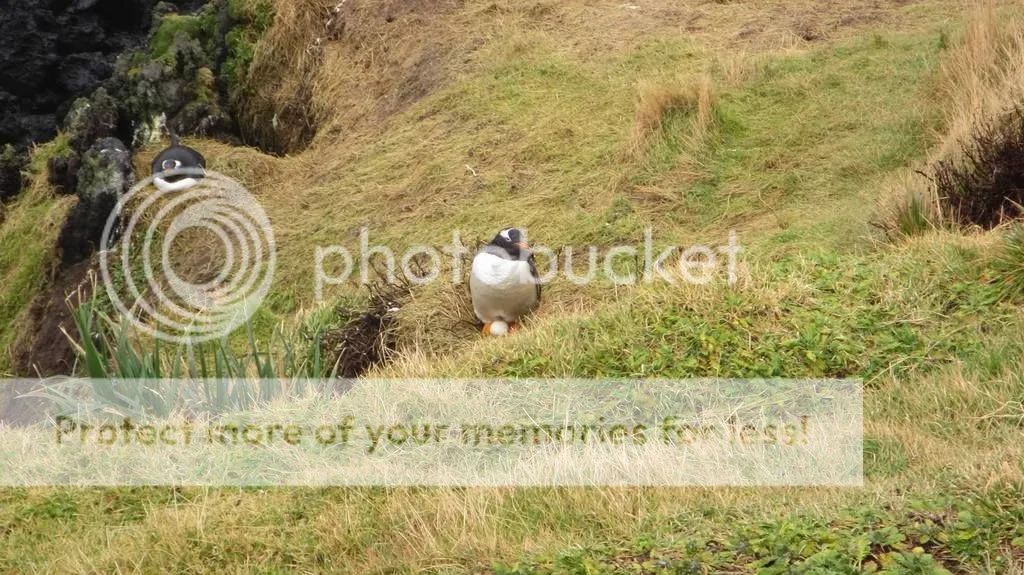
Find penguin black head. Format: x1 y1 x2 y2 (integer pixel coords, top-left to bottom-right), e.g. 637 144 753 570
151 135 206 192
488 227 532 260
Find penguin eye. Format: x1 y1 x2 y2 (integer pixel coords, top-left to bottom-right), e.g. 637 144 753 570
162 159 181 171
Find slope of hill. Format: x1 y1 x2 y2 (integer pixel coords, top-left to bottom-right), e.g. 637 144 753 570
0 0 1022 572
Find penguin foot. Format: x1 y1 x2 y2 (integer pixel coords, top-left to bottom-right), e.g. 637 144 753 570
481 322 492 336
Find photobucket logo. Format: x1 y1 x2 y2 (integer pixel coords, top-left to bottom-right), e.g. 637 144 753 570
314 228 741 301
99 169 276 343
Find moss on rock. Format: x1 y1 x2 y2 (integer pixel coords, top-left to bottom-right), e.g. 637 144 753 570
62 88 119 154
107 0 282 145
221 0 276 111
149 4 220 63
57 137 134 265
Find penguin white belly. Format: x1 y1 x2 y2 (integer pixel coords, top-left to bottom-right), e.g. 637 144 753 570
470 253 538 323
154 176 200 192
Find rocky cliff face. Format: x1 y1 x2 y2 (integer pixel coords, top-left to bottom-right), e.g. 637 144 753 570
0 0 154 148
0 0 241 200
1 0 285 378
1 0 273 265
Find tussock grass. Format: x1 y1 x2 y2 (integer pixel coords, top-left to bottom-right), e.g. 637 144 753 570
874 170 944 240
2 1 1024 572
233 0 333 153
935 4 1024 163
990 223 1024 300
877 4 1024 237
627 75 721 203
309 0 468 147
629 75 717 159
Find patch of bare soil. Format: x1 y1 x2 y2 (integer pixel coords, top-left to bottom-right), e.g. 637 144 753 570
321 268 409 378
11 260 92 378
0 260 92 425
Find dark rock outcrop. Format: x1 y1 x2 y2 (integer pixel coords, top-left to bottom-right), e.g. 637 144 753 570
2 0 287 202
47 87 121 194
2 0 281 379
0 0 156 148
57 137 134 266
64 88 121 154
4 0 263 273
108 2 237 146
0 145 28 202
0 0 234 199
0 0 148 199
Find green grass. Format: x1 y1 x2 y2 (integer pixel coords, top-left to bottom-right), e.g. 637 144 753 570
671 33 942 245
441 235 1019 381
254 24 951 317
990 224 1024 301
221 0 276 105
0 139 75 374
1 2 1023 573
494 486 1024 574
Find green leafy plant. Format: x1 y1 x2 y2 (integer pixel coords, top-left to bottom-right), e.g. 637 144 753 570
37 285 337 418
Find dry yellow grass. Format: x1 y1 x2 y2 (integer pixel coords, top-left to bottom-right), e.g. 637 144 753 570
235 0 335 153
936 3 1024 161
875 3 1024 237
2 2 1024 572
628 74 717 161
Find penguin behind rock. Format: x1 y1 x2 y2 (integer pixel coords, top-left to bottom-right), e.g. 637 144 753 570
469 227 541 336
151 134 206 192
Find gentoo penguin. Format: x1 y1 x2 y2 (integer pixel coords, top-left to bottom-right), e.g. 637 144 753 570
151 134 206 192
469 228 541 336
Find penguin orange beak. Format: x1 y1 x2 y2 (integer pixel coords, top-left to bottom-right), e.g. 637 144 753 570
515 241 531 251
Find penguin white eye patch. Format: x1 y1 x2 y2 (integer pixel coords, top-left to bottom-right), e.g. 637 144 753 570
161 159 183 171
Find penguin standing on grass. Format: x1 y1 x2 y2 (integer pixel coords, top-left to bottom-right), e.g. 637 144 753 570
151 134 206 192
470 228 541 336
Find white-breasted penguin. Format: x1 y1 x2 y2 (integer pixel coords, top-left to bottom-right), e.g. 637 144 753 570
469 228 541 336
151 134 206 192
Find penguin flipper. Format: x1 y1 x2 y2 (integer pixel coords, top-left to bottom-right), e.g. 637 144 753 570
528 255 542 306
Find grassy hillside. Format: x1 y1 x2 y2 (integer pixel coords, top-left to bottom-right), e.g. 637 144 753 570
0 138 76 374
1 0 1023 572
